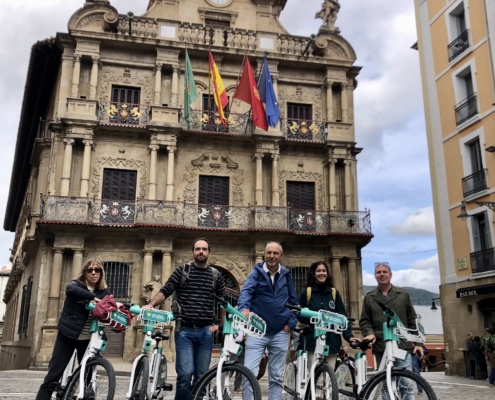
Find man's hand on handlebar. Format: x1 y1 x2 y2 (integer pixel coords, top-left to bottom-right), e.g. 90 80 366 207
363 334 376 345
142 304 154 310
241 309 250 318
349 337 361 343
414 345 424 358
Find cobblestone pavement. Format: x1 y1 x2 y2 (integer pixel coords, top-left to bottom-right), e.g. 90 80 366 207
0 369 493 399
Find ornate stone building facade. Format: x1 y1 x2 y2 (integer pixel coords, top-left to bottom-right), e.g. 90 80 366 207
1 0 371 369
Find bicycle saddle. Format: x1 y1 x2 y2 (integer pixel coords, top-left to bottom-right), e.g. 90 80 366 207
151 332 170 341
294 324 312 335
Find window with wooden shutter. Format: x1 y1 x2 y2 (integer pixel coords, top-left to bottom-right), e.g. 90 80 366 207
198 176 229 227
111 86 141 105
102 169 137 201
287 103 312 120
287 181 316 232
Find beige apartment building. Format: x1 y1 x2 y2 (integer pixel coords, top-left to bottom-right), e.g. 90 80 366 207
415 0 495 376
1 0 372 370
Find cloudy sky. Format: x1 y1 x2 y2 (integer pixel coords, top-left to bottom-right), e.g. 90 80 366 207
0 0 439 292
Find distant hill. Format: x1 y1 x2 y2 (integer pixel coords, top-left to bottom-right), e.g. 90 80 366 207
363 285 439 306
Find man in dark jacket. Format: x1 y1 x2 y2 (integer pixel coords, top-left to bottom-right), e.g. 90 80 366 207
360 262 424 373
237 241 299 399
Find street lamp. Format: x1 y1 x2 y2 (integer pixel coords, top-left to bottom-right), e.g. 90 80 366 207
457 202 469 221
457 201 495 221
431 297 440 312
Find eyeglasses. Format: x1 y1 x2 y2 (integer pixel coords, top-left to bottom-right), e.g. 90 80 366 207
374 262 390 267
85 268 102 274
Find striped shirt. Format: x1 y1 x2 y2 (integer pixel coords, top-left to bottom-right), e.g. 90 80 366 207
78 285 94 340
160 264 226 324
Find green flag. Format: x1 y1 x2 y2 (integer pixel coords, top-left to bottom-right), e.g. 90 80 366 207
184 49 198 127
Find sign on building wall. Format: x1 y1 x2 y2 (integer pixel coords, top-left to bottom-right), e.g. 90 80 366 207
457 257 468 271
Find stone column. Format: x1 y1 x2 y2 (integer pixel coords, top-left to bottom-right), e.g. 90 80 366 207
58 53 74 118
352 160 358 210
72 250 83 279
272 75 279 99
60 139 75 196
148 145 159 200
154 63 163 106
161 251 172 284
341 83 348 122
254 153 264 205
165 146 177 201
326 80 333 121
143 251 153 290
344 160 352 211
271 154 280 206
71 55 81 98
89 56 100 100
329 160 337 210
348 258 359 319
80 140 93 197
171 64 179 107
332 258 343 293
47 249 64 322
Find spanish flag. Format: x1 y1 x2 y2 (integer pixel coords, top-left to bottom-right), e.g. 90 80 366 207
209 51 229 126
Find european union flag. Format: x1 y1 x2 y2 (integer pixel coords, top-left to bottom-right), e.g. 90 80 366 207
258 55 280 128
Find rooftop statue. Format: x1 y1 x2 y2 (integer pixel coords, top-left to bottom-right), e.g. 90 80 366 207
315 0 341 32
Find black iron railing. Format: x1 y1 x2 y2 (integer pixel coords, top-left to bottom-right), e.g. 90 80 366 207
462 169 487 197
281 118 325 140
470 248 495 274
98 102 150 125
455 93 478 126
180 109 252 135
448 30 470 61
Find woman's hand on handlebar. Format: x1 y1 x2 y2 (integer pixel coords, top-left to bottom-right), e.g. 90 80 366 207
91 297 101 304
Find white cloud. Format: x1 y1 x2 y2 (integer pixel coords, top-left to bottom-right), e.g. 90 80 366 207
411 254 438 270
388 206 436 236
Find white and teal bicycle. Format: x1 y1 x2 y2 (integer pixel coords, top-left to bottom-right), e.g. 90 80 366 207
282 304 346 400
334 301 436 400
125 305 175 400
51 302 127 399
190 294 267 400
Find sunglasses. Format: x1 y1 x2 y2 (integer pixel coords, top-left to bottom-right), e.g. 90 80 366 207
85 268 102 274
374 262 390 267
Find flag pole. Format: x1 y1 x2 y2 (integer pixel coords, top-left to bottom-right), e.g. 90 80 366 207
184 40 189 129
207 45 212 126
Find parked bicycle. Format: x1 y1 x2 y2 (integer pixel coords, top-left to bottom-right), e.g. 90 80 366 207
50 302 126 400
125 305 175 400
334 301 437 399
282 304 349 400
190 294 267 400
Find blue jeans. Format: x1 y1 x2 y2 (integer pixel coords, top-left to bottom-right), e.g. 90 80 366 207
243 330 289 400
376 353 414 400
490 368 495 385
412 354 423 392
174 326 213 400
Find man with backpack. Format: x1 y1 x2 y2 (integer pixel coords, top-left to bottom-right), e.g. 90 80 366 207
144 238 226 400
483 327 495 387
237 241 299 400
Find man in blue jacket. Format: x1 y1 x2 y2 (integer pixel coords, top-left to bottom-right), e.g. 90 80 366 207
238 241 299 399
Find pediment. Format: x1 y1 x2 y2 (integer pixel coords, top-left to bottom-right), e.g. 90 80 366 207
68 3 119 33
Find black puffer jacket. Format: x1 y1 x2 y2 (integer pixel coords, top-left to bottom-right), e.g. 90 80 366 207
57 279 111 339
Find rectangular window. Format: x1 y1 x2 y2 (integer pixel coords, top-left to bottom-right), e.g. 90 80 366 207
447 2 470 61
472 212 491 252
21 277 33 334
205 18 230 27
102 169 137 201
18 285 27 334
468 139 483 174
111 86 141 105
289 266 308 296
454 68 478 126
462 138 487 196
104 262 133 302
198 176 229 227
287 181 316 232
287 103 312 120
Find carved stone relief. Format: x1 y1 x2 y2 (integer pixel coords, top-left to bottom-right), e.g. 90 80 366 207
182 154 245 205
279 170 325 210
278 86 322 120
99 69 153 103
91 157 147 198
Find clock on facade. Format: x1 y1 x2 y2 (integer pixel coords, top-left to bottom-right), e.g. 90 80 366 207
205 0 233 7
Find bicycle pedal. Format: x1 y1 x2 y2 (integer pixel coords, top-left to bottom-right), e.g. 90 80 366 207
162 383 173 391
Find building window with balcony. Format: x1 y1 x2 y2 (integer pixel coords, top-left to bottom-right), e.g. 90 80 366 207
462 138 487 197
470 212 494 274
100 169 137 224
201 94 231 133
17 276 33 335
286 103 315 139
101 86 145 125
454 66 478 126
287 181 316 231
447 2 470 61
197 175 230 227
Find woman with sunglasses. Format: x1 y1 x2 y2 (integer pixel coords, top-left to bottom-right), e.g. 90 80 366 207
298 260 359 368
36 258 111 400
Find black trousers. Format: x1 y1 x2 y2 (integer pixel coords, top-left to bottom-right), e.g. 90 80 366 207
35 332 90 400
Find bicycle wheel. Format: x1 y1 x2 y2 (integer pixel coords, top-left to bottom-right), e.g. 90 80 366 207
305 363 339 400
359 369 436 400
334 360 355 399
190 363 262 400
282 361 297 400
131 356 149 400
62 357 116 400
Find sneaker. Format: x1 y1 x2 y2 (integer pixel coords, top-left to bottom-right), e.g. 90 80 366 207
418 391 424 395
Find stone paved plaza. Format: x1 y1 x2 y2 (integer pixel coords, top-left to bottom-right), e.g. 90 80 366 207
0 369 493 399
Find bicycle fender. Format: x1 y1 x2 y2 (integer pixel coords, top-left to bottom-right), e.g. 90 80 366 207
190 361 240 396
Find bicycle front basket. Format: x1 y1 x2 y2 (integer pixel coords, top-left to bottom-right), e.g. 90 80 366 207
138 308 174 329
232 312 266 338
310 310 348 334
394 319 426 343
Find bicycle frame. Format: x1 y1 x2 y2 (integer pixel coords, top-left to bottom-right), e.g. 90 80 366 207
126 305 174 400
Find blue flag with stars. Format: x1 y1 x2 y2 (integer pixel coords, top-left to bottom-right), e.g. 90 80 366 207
258 55 280 128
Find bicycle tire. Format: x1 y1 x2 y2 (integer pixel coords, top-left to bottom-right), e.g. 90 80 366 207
359 369 436 400
190 362 262 400
334 360 356 399
131 356 149 400
305 363 339 400
62 357 116 400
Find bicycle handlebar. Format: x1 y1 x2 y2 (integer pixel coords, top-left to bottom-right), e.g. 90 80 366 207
377 301 395 317
212 293 227 306
285 303 302 312
350 338 372 350
211 294 248 322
